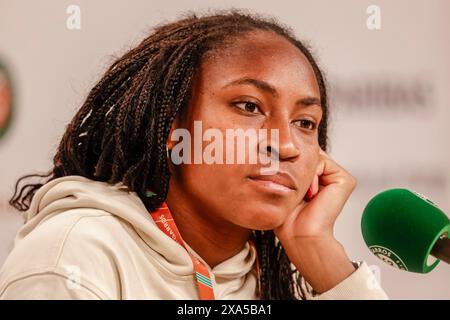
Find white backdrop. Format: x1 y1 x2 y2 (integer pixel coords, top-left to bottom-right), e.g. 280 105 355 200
1 0 449 299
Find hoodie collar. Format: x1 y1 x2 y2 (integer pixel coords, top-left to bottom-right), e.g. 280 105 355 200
19 175 256 280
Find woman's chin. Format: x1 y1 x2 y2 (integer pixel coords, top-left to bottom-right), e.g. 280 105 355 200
238 206 290 231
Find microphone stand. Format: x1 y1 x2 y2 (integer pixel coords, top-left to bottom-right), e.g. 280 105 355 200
431 233 450 265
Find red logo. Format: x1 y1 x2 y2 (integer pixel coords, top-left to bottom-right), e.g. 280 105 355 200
0 62 13 139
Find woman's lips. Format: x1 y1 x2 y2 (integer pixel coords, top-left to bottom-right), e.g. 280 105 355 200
247 172 297 193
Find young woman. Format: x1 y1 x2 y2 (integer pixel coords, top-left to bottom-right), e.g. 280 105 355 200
0 11 387 300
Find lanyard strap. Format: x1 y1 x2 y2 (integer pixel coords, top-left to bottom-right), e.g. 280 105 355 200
150 202 215 300
150 201 260 300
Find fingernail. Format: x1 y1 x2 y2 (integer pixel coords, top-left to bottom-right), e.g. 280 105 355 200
306 187 313 201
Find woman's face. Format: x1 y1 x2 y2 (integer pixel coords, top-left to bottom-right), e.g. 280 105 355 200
167 30 322 230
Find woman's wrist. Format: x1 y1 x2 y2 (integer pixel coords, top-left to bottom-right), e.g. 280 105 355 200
287 236 356 294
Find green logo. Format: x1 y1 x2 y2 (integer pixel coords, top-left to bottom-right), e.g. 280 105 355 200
0 61 13 140
369 245 408 271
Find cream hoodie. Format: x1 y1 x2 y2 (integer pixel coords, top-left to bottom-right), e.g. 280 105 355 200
0 176 388 300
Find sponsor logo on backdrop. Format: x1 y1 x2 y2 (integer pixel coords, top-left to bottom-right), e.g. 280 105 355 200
0 61 13 140
330 75 433 114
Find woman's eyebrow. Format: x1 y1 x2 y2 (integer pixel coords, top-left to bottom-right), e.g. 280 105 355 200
221 77 321 107
222 77 278 96
298 97 321 107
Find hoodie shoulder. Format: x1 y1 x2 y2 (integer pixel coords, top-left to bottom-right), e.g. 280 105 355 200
0 208 130 299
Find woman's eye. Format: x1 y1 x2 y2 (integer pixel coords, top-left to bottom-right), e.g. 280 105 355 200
293 119 317 131
232 101 261 114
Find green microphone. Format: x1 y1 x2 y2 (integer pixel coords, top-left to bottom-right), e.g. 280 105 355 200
361 188 450 273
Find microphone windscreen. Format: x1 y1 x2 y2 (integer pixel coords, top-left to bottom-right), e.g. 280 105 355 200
361 188 450 273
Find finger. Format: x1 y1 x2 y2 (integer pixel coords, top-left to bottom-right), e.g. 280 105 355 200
315 155 326 177
317 155 346 186
311 174 319 196
317 154 356 194
319 147 329 157
305 174 320 202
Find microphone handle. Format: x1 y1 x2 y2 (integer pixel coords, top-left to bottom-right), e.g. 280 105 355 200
431 234 450 265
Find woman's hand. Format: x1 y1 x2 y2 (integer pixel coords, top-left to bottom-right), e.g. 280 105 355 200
273 148 358 294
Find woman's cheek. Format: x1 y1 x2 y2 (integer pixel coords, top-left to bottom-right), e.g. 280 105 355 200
295 154 319 191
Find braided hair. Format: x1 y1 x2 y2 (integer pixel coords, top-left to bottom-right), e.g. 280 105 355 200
10 9 329 300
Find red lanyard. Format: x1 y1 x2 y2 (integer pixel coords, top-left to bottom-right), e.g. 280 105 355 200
150 202 215 299
150 201 260 300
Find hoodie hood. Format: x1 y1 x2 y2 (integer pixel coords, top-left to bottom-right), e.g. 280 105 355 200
17 175 256 280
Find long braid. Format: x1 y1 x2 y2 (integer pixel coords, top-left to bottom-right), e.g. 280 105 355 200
10 10 329 300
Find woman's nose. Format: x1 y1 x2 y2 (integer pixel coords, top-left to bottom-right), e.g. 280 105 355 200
260 119 300 161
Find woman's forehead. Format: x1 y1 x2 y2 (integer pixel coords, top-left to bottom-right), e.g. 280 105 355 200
198 33 320 96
